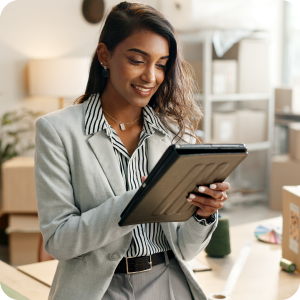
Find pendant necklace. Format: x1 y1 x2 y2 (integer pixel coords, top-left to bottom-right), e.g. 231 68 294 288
102 109 141 131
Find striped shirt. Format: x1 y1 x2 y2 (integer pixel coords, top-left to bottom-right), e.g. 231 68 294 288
85 94 216 257
85 94 171 257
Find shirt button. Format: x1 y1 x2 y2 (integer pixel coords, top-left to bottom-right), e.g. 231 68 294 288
110 253 120 261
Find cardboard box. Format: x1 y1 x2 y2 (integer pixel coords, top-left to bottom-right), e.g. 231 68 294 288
235 110 267 143
269 156 300 211
1 157 37 213
188 60 237 94
275 87 300 113
238 39 269 93
289 123 300 161
282 186 300 270
212 110 267 144
213 39 269 93
212 60 237 94
213 43 239 60
7 214 40 265
212 112 237 143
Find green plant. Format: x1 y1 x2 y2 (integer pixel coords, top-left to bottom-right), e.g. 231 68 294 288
0 108 42 165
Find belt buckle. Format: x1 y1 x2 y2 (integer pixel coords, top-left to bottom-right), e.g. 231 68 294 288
125 255 152 274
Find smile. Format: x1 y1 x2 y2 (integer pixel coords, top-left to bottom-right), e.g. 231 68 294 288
132 85 153 92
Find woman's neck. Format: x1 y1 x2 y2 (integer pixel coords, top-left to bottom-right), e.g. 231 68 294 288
101 84 142 123
100 83 144 156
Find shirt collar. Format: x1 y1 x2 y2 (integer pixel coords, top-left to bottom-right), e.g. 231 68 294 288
84 93 169 137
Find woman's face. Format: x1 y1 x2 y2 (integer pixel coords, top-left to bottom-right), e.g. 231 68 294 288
100 30 169 108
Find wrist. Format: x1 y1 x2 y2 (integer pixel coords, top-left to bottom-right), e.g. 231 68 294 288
195 213 210 219
193 211 217 225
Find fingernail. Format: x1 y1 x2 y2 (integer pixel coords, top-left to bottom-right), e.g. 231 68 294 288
198 186 205 192
189 194 196 199
187 198 192 202
210 184 217 190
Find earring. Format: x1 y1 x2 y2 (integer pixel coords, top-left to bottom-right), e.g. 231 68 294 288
102 65 109 77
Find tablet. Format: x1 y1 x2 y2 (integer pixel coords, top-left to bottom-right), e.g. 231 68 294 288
119 144 248 226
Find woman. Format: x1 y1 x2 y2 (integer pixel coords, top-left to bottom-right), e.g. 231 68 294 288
35 2 229 300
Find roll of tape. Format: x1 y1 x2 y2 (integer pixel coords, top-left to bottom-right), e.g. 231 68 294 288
205 216 231 257
280 258 296 272
208 293 230 300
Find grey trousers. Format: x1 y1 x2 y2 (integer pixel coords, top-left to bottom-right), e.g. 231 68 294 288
102 253 194 300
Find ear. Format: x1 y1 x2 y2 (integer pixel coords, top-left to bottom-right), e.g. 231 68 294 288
97 43 110 68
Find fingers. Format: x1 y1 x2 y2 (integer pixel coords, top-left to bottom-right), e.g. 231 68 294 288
187 193 224 210
187 182 230 218
209 182 230 191
197 182 230 200
188 196 223 218
198 186 228 201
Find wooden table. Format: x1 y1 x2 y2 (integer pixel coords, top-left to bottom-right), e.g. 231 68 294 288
195 218 300 300
0 261 50 300
1 217 300 300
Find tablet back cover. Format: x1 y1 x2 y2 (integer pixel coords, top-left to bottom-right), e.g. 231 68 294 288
119 150 247 226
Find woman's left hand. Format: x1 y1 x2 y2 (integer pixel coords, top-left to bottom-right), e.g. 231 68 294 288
187 182 230 219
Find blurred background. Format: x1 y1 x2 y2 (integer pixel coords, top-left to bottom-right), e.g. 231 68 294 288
0 0 298 270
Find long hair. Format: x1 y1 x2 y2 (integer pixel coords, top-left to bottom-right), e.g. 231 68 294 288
75 1 202 142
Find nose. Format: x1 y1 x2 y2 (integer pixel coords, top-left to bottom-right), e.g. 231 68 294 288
140 64 156 84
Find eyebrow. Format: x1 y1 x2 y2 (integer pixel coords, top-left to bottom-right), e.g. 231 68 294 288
127 48 169 59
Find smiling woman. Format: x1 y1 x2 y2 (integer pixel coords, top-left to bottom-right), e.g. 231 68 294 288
98 30 169 117
75 1 201 143
34 2 228 300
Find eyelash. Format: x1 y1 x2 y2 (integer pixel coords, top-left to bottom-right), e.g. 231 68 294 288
130 59 166 70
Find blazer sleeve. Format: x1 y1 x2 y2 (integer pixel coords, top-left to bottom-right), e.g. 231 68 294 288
176 217 218 261
35 116 136 261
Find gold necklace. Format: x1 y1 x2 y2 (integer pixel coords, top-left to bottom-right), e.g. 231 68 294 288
102 109 141 131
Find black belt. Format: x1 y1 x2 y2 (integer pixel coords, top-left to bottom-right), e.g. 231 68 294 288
115 250 175 274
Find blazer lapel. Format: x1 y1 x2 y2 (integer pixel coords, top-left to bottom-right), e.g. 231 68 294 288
87 131 126 196
147 131 171 173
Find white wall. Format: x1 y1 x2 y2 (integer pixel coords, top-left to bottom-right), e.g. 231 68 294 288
0 0 159 116
0 0 282 117
270 0 284 87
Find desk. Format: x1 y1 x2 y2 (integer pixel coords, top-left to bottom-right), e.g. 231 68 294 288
1 218 299 300
195 218 300 300
0 261 50 300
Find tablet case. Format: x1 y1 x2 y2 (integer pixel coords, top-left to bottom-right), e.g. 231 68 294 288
119 144 247 226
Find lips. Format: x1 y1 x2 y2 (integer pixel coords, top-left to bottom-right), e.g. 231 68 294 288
131 84 154 96
133 85 151 92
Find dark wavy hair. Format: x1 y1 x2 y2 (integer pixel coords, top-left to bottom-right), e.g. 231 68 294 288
75 1 202 142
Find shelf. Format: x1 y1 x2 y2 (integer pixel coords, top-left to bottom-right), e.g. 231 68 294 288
245 141 270 151
179 30 270 44
195 93 269 102
181 29 272 204
275 111 300 121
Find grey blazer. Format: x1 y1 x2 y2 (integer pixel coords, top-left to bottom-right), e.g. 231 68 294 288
34 101 217 300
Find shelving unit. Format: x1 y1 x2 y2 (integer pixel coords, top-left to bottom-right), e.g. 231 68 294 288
180 30 274 203
273 112 300 156
195 93 269 102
